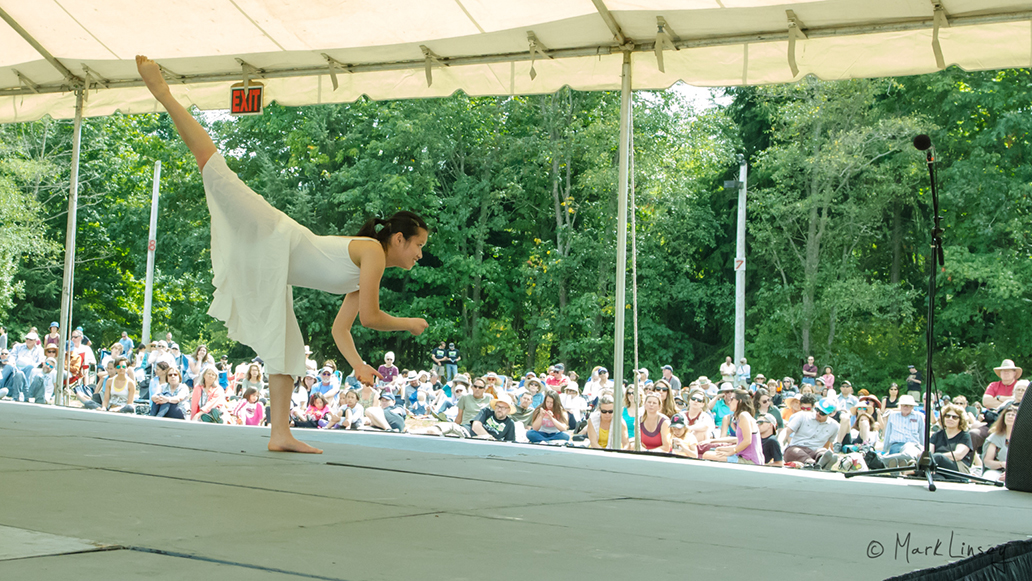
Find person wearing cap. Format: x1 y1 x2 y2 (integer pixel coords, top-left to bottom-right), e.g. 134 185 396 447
545 363 568 390
583 367 612 403
445 342 461 382
311 366 341 406
470 392 516 442
881 394 925 456
524 377 545 409
44 322 61 349
904 363 923 400
983 359 1022 410
755 412 783 466
668 413 699 458
781 397 840 465
660 365 681 392
402 370 422 406
363 391 407 431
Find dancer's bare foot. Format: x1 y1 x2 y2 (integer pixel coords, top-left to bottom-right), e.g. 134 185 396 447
136 55 171 100
268 434 323 454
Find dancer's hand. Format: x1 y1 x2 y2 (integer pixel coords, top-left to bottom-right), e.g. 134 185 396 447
355 363 383 386
408 317 428 336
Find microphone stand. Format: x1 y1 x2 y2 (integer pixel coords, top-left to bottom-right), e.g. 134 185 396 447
845 144 1002 489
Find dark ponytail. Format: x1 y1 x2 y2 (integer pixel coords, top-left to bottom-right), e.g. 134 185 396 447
355 211 428 249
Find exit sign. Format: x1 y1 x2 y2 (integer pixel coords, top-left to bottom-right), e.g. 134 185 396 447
230 83 264 116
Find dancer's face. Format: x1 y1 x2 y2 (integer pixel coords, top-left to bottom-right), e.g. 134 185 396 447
391 228 428 270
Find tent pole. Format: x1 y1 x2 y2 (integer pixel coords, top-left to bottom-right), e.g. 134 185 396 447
141 161 162 348
733 155 748 372
54 88 84 406
610 51 632 449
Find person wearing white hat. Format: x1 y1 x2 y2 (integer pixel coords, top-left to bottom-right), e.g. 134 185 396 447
470 392 516 442
983 359 1023 410
882 394 925 458
10 331 44 379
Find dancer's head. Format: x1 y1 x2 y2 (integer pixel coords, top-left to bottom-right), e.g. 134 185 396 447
356 211 428 270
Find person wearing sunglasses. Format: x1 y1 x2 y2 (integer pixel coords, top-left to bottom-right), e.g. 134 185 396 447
150 367 188 420
929 403 974 476
585 393 626 450
682 389 716 444
102 356 137 413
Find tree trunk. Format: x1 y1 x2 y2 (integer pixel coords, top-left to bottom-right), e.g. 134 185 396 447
891 200 902 285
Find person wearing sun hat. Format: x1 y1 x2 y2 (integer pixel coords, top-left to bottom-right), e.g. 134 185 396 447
983 359 1022 410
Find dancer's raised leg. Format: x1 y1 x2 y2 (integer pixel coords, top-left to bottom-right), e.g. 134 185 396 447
268 374 322 454
136 55 217 172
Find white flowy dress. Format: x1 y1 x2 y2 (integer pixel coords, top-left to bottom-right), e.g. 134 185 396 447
202 153 361 378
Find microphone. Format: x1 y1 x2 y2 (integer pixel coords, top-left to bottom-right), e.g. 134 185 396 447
913 134 932 151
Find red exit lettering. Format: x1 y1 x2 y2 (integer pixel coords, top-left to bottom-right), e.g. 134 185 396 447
230 85 264 115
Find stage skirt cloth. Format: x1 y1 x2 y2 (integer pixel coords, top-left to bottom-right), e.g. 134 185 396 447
202 153 361 378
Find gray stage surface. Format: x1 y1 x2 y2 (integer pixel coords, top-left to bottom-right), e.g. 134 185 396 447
2 401 1030 580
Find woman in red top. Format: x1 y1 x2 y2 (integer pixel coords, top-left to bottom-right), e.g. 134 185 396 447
639 393 671 452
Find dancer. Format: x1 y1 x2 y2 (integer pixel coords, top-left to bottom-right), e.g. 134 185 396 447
136 56 429 453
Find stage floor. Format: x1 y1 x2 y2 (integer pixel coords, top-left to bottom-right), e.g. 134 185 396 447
2 402 1030 580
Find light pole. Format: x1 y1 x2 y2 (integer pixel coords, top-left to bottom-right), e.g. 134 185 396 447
725 154 748 366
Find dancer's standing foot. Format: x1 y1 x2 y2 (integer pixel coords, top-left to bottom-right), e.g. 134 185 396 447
267 374 322 454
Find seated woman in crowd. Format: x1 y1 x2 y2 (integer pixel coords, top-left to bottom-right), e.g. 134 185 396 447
682 389 715 444
230 386 265 426
753 388 783 432
654 379 678 419
191 365 229 422
586 394 629 450
149 365 189 419
639 393 671 453
882 382 901 412
703 389 763 465
669 414 699 458
187 344 215 388
623 385 641 441
291 371 317 415
983 402 1016 481
102 356 137 414
239 363 266 399
527 390 570 443
929 403 974 475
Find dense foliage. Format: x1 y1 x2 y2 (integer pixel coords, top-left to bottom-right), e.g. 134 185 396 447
1 68 1029 400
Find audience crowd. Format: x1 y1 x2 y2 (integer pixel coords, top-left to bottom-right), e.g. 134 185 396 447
0 323 1022 483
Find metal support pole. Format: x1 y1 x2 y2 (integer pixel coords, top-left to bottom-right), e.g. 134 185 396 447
733 154 748 368
141 161 162 347
54 89 84 406
609 52 632 449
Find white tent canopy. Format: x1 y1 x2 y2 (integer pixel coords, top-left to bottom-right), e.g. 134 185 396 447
3 0 1032 123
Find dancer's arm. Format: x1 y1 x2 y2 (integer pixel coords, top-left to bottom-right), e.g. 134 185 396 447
332 292 383 386
352 241 425 334
136 56 217 172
